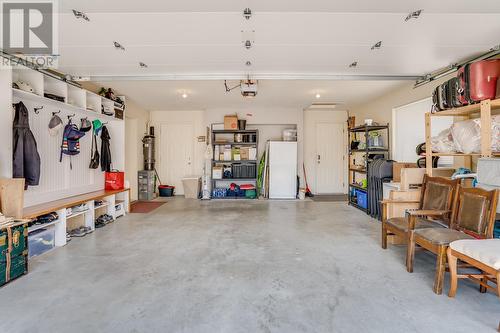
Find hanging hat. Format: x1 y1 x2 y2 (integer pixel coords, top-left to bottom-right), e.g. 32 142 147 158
80 117 92 132
92 119 103 135
48 114 63 136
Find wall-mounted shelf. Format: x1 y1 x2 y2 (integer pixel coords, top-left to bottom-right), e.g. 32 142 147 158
11 65 121 121
13 88 117 121
425 98 500 176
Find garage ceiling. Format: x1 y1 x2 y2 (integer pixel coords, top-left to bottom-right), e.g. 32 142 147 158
91 80 403 111
55 0 500 110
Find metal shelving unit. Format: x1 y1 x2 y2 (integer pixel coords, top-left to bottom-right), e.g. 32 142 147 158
348 124 390 213
211 126 259 199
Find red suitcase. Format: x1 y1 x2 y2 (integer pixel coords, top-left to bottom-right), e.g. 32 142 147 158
466 59 500 103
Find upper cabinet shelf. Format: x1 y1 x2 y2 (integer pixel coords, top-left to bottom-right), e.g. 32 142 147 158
11 65 122 121
430 98 500 117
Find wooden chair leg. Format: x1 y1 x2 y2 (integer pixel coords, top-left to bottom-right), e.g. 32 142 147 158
381 222 388 249
480 273 488 293
496 272 500 300
447 248 458 298
406 231 416 273
433 246 447 295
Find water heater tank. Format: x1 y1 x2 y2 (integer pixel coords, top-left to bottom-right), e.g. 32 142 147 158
143 127 155 170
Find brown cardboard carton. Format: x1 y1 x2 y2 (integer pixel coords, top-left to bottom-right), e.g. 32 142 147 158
240 147 250 160
224 115 238 130
392 163 417 183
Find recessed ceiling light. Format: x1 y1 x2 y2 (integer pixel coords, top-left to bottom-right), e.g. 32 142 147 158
182 93 188 99
315 93 321 99
349 61 358 68
371 41 382 50
405 10 423 21
139 62 148 68
246 61 252 66
113 41 125 51
72 9 89 21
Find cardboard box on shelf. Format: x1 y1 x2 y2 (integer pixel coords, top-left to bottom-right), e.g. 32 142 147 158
212 166 223 179
240 147 249 160
224 115 238 130
393 163 417 183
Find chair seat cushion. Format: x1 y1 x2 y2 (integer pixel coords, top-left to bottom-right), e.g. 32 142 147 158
386 217 445 232
450 239 500 270
414 228 474 245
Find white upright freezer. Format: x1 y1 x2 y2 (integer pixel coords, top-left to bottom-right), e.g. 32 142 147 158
268 141 298 199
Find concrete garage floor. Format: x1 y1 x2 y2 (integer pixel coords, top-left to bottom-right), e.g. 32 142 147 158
1 198 499 333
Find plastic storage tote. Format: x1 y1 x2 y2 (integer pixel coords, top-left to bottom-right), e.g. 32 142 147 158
158 185 175 197
28 228 55 258
356 189 368 209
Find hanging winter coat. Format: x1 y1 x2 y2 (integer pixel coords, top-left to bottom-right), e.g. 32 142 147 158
13 102 41 189
100 125 112 172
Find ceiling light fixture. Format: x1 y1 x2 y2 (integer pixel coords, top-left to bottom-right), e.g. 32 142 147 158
349 61 358 68
243 8 252 20
371 41 382 50
405 10 423 21
72 9 89 21
182 92 188 99
315 93 321 99
244 40 252 50
246 61 252 66
113 41 125 51
139 62 148 68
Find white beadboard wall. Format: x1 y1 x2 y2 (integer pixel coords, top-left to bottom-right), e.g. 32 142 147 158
0 66 125 208
12 97 112 207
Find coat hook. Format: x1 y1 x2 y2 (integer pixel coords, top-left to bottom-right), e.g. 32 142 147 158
67 113 75 120
33 106 44 114
52 110 61 116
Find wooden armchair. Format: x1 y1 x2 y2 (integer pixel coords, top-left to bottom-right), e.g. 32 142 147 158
410 186 499 294
381 175 460 258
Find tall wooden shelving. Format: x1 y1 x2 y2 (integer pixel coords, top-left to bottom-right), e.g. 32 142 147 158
425 98 500 176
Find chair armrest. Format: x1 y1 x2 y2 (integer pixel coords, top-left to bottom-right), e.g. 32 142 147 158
406 209 451 230
406 209 450 217
380 200 420 205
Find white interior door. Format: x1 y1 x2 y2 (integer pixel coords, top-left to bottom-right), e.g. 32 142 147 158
160 123 194 195
315 122 345 194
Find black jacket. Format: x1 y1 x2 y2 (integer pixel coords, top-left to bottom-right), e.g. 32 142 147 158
13 102 41 188
100 126 112 172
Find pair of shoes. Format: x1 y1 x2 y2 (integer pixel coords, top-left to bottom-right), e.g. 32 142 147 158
95 214 115 229
94 200 105 208
102 214 114 224
71 204 87 213
66 232 72 242
69 226 93 237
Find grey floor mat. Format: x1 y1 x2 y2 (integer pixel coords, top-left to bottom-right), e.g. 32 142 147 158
310 194 348 202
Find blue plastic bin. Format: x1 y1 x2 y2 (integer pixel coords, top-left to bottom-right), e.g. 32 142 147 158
494 220 500 239
356 189 368 209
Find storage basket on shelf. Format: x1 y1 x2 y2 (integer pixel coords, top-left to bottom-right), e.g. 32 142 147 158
356 189 368 209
